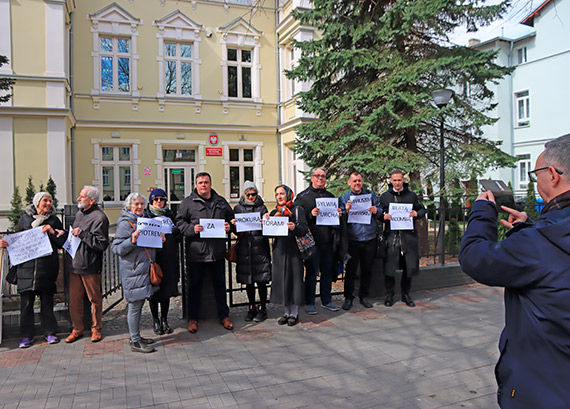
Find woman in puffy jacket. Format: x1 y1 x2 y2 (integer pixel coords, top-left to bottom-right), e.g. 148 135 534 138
231 181 271 322
112 192 164 354
0 192 66 348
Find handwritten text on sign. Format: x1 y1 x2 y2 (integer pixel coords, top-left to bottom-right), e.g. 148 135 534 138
235 212 262 233
347 194 372 224
388 203 413 230
199 219 226 238
262 217 289 236
136 218 163 248
315 198 339 226
154 216 173 234
4 227 53 266
63 230 81 259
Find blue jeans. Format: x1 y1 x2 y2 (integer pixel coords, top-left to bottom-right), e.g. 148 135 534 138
304 243 334 305
187 260 230 321
127 299 145 342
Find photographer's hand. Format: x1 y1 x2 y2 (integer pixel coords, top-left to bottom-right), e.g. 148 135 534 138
500 206 528 229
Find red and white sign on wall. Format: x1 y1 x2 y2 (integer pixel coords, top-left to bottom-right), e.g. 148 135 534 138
209 133 219 146
206 147 222 157
143 167 151 176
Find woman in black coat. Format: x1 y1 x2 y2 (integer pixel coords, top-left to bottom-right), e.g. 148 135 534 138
0 192 66 348
231 181 271 322
144 188 181 335
267 185 308 326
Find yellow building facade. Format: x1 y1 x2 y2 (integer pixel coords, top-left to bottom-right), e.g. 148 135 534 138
0 0 312 224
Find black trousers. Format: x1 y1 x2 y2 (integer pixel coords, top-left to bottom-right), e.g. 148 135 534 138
344 239 376 300
384 254 413 295
20 290 58 338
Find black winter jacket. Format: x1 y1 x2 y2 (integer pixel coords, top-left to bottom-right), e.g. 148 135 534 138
13 205 66 293
295 185 337 245
233 196 271 284
175 189 234 262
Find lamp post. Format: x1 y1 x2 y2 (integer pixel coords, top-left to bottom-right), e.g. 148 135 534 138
431 88 453 265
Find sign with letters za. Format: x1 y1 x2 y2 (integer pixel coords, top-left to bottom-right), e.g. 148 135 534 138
389 203 413 230
136 218 163 248
235 212 262 233
63 230 81 259
199 219 226 238
262 217 289 236
4 227 53 266
347 194 372 224
315 198 339 226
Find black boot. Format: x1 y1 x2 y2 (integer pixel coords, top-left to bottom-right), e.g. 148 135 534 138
161 317 173 334
153 319 164 335
253 305 267 322
245 305 256 322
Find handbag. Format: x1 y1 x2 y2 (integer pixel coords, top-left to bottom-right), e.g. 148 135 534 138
295 208 316 260
225 238 239 262
128 221 163 285
6 265 17 284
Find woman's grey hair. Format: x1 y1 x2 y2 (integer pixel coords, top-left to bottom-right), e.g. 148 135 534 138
123 192 147 210
544 134 570 175
82 185 100 202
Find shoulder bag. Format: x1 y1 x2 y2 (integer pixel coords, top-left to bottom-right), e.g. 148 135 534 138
294 207 316 260
128 221 163 285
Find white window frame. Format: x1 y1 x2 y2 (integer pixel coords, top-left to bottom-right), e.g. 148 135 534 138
164 42 194 96
516 153 532 190
99 36 132 94
154 11 203 105
91 139 141 206
89 4 140 97
226 48 253 99
219 17 263 104
221 141 264 200
516 46 527 65
515 90 530 127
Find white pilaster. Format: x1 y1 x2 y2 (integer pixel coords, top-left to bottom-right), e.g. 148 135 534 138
45 0 66 77
47 117 69 205
0 117 14 209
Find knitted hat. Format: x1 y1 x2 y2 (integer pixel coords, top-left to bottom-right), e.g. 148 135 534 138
33 192 51 208
242 181 258 194
149 188 168 202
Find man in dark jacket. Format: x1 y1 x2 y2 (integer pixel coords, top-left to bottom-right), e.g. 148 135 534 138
380 169 426 308
176 172 234 333
295 167 342 314
339 171 382 310
459 134 570 409
66 186 110 343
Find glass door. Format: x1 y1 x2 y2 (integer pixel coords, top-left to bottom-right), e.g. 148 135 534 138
164 166 195 206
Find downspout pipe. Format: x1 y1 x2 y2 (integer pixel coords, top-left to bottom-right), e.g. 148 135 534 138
507 40 515 186
275 0 283 184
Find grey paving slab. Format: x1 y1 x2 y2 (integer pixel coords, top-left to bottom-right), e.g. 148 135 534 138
0 283 505 408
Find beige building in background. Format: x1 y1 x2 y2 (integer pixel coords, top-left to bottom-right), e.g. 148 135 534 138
0 0 313 225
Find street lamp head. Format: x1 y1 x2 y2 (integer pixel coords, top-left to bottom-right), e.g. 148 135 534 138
432 88 454 109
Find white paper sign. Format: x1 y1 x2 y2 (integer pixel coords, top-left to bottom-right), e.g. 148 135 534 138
4 227 53 266
235 212 262 233
389 203 414 230
155 216 173 234
262 217 289 236
315 198 340 226
347 194 372 224
199 219 226 238
136 218 163 248
62 230 81 259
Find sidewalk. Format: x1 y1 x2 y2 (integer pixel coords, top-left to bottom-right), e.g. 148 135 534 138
0 283 503 409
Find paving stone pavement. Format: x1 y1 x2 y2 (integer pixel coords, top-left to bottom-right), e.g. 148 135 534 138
0 284 504 409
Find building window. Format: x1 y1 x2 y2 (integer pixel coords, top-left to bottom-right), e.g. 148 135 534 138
517 154 531 189
100 37 131 93
516 46 527 64
162 148 196 162
101 146 133 202
164 42 193 96
227 48 252 99
515 90 530 127
229 148 254 198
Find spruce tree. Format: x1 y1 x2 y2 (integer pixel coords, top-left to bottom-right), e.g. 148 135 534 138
525 181 538 221
46 175 59 209
25 176 35 206
0 56 14 103
287 0 516 192
9 187 23 230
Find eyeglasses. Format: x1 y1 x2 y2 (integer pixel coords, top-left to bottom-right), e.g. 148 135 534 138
153 197 167 202
313 174 326 179
245 193 257 198
528 166 564 183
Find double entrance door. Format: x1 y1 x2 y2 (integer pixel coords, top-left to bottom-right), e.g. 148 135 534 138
163 166 196 206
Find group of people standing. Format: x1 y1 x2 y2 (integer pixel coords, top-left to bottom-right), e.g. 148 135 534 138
2 168 426 353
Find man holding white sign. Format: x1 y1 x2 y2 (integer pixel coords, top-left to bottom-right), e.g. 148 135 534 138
296 167 343 314
176 172 234 333
380 169 426 308
339 171 382 310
